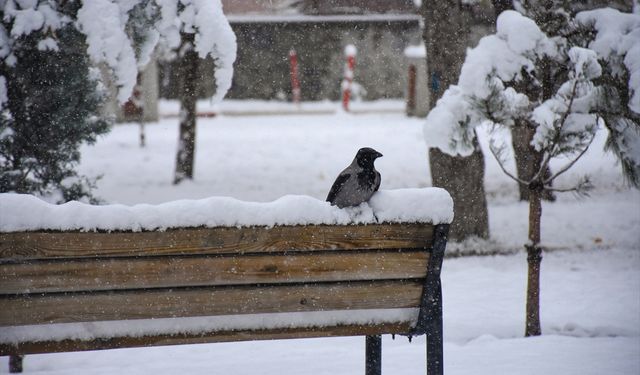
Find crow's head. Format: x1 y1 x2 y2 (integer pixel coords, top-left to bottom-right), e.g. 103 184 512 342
355 147 383 168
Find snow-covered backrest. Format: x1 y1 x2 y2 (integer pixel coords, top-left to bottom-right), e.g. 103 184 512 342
0 189 452 358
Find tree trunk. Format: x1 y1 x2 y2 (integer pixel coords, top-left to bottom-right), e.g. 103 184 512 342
173 32 199 185
422 0 490 241
525 149 544 337
429 142 489 240
512 123 556 201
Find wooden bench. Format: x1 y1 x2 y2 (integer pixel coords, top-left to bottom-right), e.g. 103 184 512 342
0 222 449 374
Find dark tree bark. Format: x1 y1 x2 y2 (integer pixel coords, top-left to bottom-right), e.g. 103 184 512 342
421 0 490 241
173 32 199 185
512 123 556 201
525 146 544 337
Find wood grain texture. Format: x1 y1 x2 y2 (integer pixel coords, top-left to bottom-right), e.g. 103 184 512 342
0 251 429 294
0 280 424 326
0 223 434 260
0 322 414 356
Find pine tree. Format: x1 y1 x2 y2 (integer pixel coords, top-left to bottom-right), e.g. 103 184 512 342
424 7 639 336
1 0 236 200
575 8 640 188
0 1 110 202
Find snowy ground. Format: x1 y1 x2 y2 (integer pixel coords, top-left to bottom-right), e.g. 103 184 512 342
2 100 639 374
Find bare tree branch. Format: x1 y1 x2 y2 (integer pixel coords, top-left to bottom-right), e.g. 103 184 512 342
544 175 593 196
489 140 529 185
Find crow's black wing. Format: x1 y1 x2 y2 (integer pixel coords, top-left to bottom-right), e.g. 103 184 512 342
373 171 381 192
326 173 351 204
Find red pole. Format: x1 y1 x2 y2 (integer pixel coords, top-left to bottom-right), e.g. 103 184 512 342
341 44 356 111
289 49 301 104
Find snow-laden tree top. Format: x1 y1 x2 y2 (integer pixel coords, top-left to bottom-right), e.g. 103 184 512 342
0 188 454 232
576 8 640 113
1 0 237 103
423 9 640 187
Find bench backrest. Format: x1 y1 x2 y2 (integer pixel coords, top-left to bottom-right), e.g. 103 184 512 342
0 222 447 355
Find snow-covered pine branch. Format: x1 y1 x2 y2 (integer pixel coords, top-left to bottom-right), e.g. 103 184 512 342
423 9 639 188
424 10 546 157
530 47 601 178
1 0 111 201
575 8 640 187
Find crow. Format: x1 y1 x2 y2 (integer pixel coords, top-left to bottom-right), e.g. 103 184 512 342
326 147 383 208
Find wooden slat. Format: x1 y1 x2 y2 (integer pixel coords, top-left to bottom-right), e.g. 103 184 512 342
0 280 423 326
0 322 414 356
0 251 429 294
0 223 434 260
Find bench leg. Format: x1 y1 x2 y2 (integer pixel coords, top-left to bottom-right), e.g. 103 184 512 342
9 355 24 373
365 335 381 375
426 279 443 375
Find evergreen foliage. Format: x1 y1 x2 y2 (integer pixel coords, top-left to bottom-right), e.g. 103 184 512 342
424 4 639 336
518 0 640 188
0 2 110 202
1 0 236 200
425 7 639 190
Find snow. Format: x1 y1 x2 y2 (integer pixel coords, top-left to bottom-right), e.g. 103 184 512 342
344 44 357 57
77 0 139 104
1 101 639 373
495 10 546 54
0 76 6 109
423 86 477 156
567 47 601 80
0 187 453 232
403 43 426 59
424 8 638 171
4 1 66 38
462 10 554 96
74 0 236 104
576 8 640 113
423 11 553 156
7 7 45 37
1 1 237 105
0 309 418 345
178 0 237 103
0 0 67 69
36 37 58 51
158 98 405 116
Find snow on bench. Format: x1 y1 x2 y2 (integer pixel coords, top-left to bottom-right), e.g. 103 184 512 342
0 188 453 232
0 188 452 375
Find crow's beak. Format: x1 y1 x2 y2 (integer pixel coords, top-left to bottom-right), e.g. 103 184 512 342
376 151 383 158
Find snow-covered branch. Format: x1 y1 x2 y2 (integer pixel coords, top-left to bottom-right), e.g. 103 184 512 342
1 0 236 104
424 10 549 156
423 8 638 191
